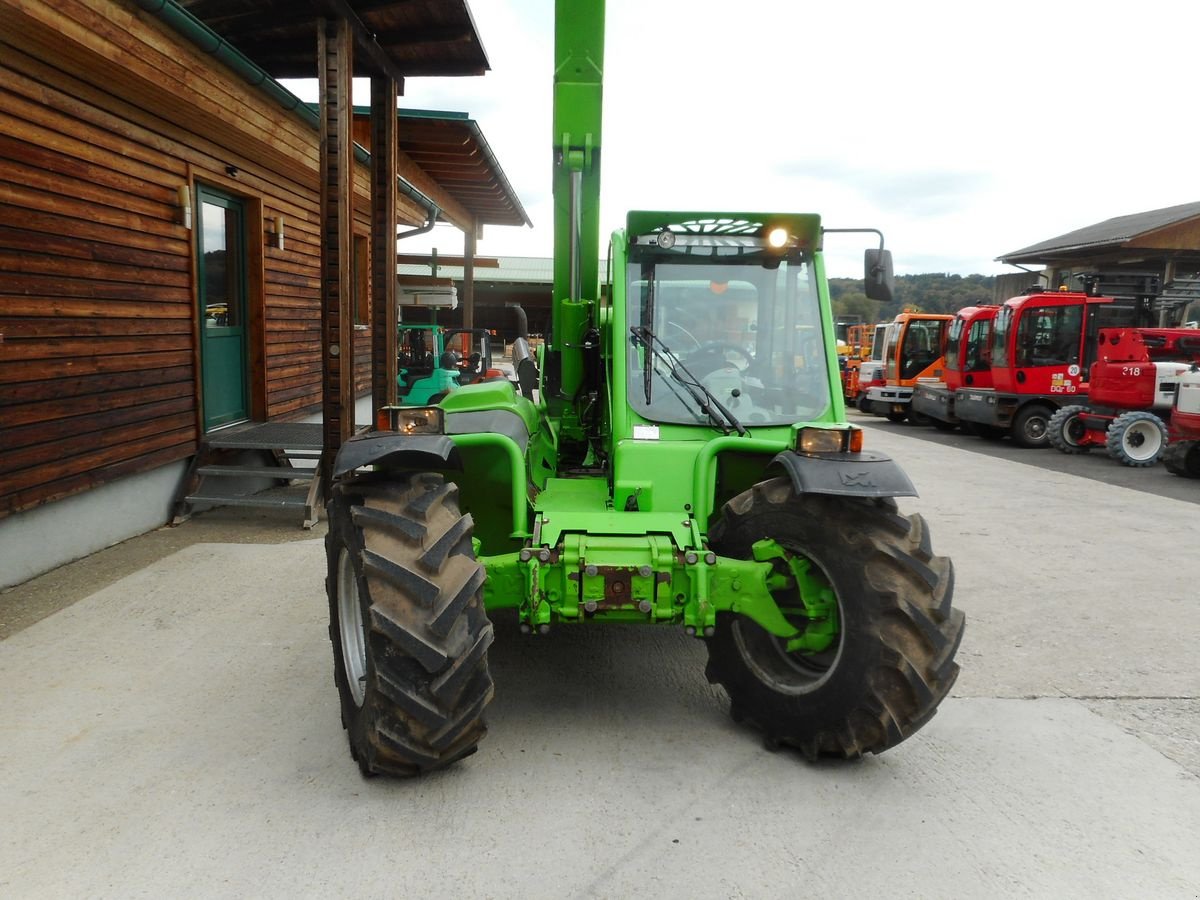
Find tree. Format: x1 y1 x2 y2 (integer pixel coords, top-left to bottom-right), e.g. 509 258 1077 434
833 292 879 323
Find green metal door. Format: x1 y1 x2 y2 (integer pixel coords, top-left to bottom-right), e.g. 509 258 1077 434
196 185 249 430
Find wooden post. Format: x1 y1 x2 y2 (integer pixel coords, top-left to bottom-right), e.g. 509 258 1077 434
463 223 477 334
319 17 354 492
370 74 399 411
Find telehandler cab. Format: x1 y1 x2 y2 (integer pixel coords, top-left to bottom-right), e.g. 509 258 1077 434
323 0 964 776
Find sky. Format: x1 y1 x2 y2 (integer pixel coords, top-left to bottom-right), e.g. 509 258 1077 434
283 0 1196 279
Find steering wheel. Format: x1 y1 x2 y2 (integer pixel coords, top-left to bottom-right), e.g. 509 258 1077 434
664 320 701 351
686 341 754 375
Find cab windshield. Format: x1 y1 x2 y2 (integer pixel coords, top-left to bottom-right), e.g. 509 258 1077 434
627 255 829 426
944 316 965 371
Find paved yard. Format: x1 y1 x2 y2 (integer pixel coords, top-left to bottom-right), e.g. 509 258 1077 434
2 421 1198 898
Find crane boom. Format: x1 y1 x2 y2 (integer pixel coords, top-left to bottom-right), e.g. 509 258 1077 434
548 0 604 409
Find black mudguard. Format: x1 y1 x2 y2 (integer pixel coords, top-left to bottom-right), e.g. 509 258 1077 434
769 449 917 499
332 433 462 480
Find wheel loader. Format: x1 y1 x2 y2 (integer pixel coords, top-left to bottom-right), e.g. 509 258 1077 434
324 0 964 776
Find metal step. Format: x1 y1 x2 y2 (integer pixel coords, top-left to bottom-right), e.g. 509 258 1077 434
184 493 309 510
171 420 326 529
204 422 324 451
195 465 316 480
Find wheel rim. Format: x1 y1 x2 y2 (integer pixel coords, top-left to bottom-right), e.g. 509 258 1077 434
730 553 843 696
1064 415 1087 447
1123 421 1163 460
1023 414 1048 442
337 547 368 707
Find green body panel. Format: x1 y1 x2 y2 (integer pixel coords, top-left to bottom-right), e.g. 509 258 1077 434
442 380 540 433
401 367 459 405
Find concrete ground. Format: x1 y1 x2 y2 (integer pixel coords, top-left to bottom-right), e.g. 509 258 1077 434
2 418 1199 898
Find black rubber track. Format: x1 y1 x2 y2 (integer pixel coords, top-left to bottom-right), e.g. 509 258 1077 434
326 473 494 776
705 478 964 761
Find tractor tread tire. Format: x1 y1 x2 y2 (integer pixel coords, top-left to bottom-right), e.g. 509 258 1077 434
326 473 493 777
1047 404 1092 454
1105 411 1168 467
705 479 963 761
1163 440 1200 478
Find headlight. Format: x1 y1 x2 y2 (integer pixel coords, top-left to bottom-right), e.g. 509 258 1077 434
376 406 444 434
767 227 789 249
796 426 863 454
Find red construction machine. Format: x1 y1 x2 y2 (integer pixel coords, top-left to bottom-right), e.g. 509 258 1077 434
954 290 1120 448
1046 328 1200 465
1164 361 1200 478
910 304 998 430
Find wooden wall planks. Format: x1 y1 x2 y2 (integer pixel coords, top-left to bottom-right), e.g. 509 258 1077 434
0 0 424 519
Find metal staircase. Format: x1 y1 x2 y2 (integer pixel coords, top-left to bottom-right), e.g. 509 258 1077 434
172 422 325 528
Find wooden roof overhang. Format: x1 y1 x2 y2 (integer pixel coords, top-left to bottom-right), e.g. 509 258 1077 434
352 108 531 230
175 0 489 83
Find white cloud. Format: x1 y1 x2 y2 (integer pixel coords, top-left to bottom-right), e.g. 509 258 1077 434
286 0 1199 279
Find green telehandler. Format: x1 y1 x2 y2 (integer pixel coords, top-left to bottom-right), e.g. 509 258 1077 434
324 1 964 776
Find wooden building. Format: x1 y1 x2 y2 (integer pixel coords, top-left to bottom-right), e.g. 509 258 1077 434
0 0 527 587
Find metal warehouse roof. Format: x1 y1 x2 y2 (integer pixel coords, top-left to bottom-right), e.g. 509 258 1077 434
999 201 1200 264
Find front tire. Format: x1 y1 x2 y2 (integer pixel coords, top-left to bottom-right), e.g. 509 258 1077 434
1047 404 1091 454
1106 411 1167 466
1012 404 1053 448
326 473 494 776
705 480 964 760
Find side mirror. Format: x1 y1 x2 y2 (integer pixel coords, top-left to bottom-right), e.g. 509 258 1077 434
864 249 894 303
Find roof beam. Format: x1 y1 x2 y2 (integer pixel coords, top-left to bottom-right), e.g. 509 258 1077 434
317 0 411 86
